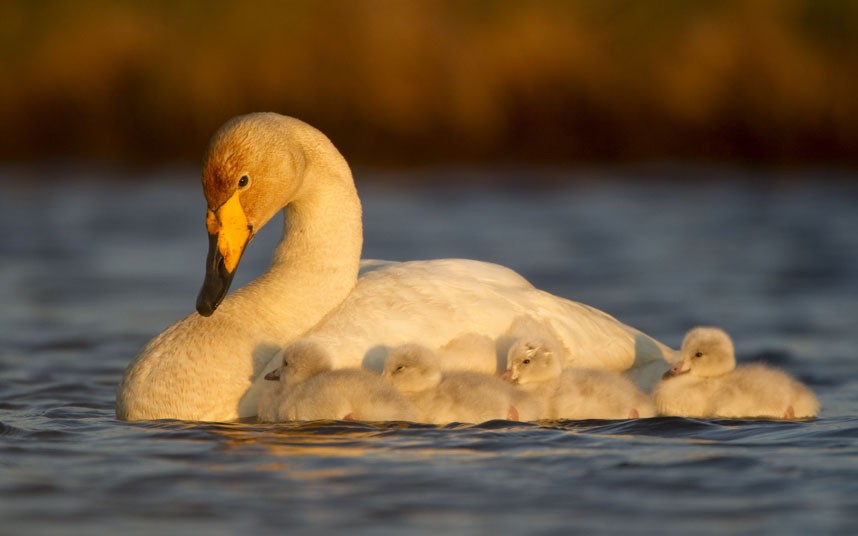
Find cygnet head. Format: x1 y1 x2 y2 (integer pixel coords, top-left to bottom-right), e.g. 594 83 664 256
382 344 442 393
665 327 736 379
264 339 333 386
504 337 562 385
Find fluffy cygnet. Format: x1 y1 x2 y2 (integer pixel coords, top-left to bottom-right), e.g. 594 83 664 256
257 339 417 422
654 327 819 419
382 343 536 424
436 332 498 375
505 335 655 420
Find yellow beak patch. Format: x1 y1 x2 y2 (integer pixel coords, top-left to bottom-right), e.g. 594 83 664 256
205 192 252 273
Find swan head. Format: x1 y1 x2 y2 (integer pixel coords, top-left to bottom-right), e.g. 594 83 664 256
504 337 562 385
196 113 314 316
664 326 736 379
264 339 333 386
382 344 442 393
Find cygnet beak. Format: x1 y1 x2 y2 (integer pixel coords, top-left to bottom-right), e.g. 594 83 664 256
501 370 515 383
264 368 281 381
662 361 690 380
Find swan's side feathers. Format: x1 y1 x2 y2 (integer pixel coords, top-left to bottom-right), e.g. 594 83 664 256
117 310 286 422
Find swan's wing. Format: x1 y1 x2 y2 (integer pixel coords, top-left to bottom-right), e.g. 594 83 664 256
293 259 674 386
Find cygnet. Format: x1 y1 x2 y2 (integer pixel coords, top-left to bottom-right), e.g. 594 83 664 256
436 332 498 375
505 335 655 420
654 327 819 419
257 339 417 422
382 343 536 424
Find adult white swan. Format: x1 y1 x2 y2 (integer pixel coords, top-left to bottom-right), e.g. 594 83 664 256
115 113 675 422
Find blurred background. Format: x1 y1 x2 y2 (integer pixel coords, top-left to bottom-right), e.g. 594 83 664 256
2 0 858 170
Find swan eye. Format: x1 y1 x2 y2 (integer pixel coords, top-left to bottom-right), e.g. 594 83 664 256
522 359 531 365
238 175 249 188
694 352 703 359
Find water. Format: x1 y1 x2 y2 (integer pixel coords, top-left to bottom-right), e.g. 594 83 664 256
2 167 858 535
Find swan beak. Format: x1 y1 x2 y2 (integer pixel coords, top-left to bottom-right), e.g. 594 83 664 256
196 192 253 316
264 368 281 381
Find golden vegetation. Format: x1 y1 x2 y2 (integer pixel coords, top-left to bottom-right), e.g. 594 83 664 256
1 0 857 166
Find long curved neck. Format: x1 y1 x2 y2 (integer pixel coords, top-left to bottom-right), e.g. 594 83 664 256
224 150 363 345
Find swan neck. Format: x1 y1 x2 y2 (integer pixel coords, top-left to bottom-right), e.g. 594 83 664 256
235 158 363 341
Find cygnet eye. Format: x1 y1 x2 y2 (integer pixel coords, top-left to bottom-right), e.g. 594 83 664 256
694 352 703 358
282 360 289 368
395 365 405 373
238 175 249 188
522 359 531 365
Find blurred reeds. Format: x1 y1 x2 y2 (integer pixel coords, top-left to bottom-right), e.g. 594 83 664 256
1 0 857 167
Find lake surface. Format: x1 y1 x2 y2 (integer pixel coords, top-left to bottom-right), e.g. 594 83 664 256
1 167 857 535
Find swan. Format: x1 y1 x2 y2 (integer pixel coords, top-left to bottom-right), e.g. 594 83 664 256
257 339 415 422
505 334 656 419
116 112 676 421
381 343 536 423
654 327 819 419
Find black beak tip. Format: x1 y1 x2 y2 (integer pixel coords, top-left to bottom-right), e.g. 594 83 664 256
196 241 236 317
196 295 217 317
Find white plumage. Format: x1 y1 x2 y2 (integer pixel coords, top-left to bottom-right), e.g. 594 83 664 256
116 112 676 422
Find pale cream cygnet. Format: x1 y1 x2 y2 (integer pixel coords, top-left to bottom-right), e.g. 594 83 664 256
257 340 417 422
505 335 656 420
436 332 498 375
654 327 819 419
382 343 536 424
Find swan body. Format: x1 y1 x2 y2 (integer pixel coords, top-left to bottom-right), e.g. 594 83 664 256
505 334 656 420
382 343 535 423
257 340 416 422
116 112 676 422
654 327 819 419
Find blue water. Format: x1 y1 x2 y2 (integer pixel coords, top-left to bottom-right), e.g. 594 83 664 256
2 168 857 535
